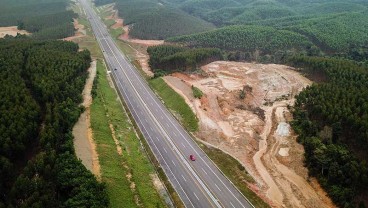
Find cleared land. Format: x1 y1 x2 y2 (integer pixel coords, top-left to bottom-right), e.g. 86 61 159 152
0 26 29 38
163 61 335 207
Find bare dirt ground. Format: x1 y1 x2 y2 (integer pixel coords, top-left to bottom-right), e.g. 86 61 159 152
163 61 335 208
0 26 29 38
99 5 335 207
63 18 86 41
73 60 101 178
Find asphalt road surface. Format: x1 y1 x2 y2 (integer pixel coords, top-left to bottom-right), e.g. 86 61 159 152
79 0 255 207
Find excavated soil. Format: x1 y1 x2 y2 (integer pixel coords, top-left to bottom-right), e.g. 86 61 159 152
0 26 29 38
163 61 335 207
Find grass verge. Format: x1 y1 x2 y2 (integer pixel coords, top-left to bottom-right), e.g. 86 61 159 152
90 61 166 207
149 77 199 132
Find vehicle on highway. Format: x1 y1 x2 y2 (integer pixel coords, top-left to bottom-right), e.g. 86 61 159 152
189 154 196 161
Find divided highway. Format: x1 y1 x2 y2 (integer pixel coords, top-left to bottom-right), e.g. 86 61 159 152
79 0 255 207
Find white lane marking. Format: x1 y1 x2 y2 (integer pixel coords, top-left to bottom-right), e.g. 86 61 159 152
181 175 187 182
160 115 164 119
144 118 148 123
202 168 208 175
182 143 186 148
193 192 200 201
173 132 177 136
163 147 167 153
172 160 177 167
119 48 250 207
214 183 221 192
156 137 159 142
230 202 236 208
87 11 197 207
150 126 153 131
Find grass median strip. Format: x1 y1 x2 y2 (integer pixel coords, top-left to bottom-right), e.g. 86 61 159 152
91 60 166 208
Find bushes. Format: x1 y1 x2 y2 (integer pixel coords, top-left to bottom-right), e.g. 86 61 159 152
192 86 203 99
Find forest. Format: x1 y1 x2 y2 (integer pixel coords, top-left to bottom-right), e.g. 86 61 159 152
0 0 76 40
113 0 214 39
147 45 223 74
288 56 368 207
167 25 315 62
0 38 108 207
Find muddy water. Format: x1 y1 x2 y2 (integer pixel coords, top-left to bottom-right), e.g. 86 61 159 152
73 60 99 176
73 112 93 170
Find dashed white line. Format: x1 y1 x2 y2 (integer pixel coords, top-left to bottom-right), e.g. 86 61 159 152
181 175 187 182
163 147 167 153
215 183 222 192
172 160 176 167
230 201 236 208
193 192 200 201
182 143 186 148
202 168 208 175
155 137 160 142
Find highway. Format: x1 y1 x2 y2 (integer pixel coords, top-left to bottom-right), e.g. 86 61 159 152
79 0 255 207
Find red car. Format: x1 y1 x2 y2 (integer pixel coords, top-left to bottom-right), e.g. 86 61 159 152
189 154 196 161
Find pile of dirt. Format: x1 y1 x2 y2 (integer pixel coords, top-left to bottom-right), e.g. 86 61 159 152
163 61 335 207
0 26 29 38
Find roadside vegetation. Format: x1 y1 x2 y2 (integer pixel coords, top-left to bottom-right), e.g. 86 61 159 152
91 60 166 207
149 78 198 132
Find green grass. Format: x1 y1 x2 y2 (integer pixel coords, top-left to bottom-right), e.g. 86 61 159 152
91 60 166 208
110 27 124 39
199 143 270 208
149 77 199 132
191 85 203 99
104 18 115 27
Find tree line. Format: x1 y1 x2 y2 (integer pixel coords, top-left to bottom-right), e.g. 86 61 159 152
147 45 223 75
288 55 368 207
0 38 108 207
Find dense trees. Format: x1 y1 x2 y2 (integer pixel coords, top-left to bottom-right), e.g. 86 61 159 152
0 38 108 207
114 0 214 39
147 45 223 73
0 0 76 40
289 56 368 207
167 25 314 62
